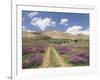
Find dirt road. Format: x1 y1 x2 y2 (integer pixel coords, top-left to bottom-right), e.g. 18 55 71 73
41 45 71 67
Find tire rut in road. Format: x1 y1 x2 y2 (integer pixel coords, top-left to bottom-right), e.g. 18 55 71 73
51 46 66 67
41 46 51 67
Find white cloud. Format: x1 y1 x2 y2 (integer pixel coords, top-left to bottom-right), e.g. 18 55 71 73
23 26 26 31
28 12 39 18
50 21 56 27
22 26 35 32
60 18 68 26
25 30 35 32
31 17 56 31
65 25 89 35
80 28 89 35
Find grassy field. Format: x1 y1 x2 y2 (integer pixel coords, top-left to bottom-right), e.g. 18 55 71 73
22 31 89 69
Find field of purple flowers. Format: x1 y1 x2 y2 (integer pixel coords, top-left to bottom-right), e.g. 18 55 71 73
22 34 89 68
54 45 89 66
22 45 47 68
22 43 89 69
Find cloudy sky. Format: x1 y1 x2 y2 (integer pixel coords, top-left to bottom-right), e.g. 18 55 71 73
22 10 89 35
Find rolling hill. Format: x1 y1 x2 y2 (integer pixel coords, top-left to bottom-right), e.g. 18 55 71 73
22 30 89 40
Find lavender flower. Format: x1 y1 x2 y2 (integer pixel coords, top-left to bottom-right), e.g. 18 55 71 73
35 47 45 53
55 46 71 54
31 54 43 66
22 47 33 54
69 52 89 65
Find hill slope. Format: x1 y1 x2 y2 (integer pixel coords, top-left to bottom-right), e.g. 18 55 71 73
22 30 89 40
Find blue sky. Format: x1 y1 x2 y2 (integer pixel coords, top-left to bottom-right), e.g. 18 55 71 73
22 10 89 35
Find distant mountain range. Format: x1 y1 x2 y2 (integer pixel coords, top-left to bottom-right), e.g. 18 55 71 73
22 30 89 40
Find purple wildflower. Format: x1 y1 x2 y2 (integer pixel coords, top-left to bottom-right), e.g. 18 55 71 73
22 47 33 54
55 46 71 54
35 47 45 53
69 52 89 64
31 54 43 66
